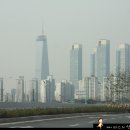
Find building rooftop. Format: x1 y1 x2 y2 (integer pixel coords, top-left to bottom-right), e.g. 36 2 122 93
72 44 82 49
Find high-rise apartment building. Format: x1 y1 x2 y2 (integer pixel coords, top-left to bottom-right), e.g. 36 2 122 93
16 76 25 102
87 76 100 101
75 77 88 101
76 76 100 101
55 80 74 103
70 44 82 90
116 43 130 73
91 39 110 82
39 75 55 103
29 79 39 103
11 89 16 102
90 49 96 76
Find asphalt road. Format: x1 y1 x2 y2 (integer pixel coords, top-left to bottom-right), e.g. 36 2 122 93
0 113 129 128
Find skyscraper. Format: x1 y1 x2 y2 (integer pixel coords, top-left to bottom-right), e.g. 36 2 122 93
90 48 96 76
116 43 130 73
92 39 110 82
97 39 110 81
35 29 49 80
70 44 82 90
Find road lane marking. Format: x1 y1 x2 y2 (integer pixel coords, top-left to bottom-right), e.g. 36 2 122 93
88 119 107 124
102 114 123 117
126 116 130 119
88 117 98 119
20 126 34 128
70 124 80 127
111 118 115 120
102 115 109 116
88 120 96 124
10 126 33 128
10 126 20 128
0 115 99 126
0 113 118 127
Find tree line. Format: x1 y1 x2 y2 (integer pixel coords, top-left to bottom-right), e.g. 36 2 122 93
105 70 130 104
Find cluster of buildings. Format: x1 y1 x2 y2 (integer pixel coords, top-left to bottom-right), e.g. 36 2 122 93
0 30 130 103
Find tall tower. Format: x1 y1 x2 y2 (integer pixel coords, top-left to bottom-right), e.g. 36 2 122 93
70 44 82 90
35 28 49 80
116 43 130 73
96 39 110 82
91 39 110 82
90 48 97 76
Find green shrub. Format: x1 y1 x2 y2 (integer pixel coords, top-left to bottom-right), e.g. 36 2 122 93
0 105 129 118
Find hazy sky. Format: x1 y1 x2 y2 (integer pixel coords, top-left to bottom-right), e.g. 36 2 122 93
0 0 130 92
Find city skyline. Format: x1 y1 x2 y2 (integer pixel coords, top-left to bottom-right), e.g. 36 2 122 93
0 0 130 92
1 42 130 103
1 36 130 93
0 1 130 127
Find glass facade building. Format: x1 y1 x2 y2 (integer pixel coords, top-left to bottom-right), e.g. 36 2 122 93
116 43 130 73
35 33 49 80
70 44 82 90
90 49 96 76
90 39 110 82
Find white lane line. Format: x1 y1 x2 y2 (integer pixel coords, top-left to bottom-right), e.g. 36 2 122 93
102 114 122 117
88 117 98 119
111 118 115 120
10 126 20 128
20 126 34 128
88 120 96 124
69 124 80 127
88 119 107 124
10 126 33 128
126 116 130 119
0 115 96 126
102 115 109 116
